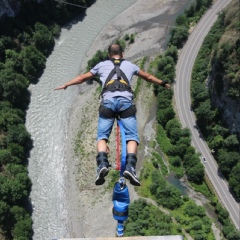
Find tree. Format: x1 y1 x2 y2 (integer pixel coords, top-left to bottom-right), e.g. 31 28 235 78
226 229 240 240
209 135 224 150
229 163 240 199
168 128 182 144
156 107 175 127
0 69 30 109
183 152 199 168
195 99 215 126
0 200 10 226
185 146 196 155
5 124 31 150
190 220 203 230
150 170 166 195
10 205 30 222
8 143 25 163
0 106 24 132
223 135 239 151
33 22 55 56
157 93 171 108
167 145 180 157
212 124 229 137
157 56 175 80
170 26 189 48
165 45 178 62
217 150 240 177
0 164 31 204
191 81 209 108
130 34 135 44
125 199 177 237
186 163 204 183
20 45 46 81
12 218 32 240
175 14 188 27
215 203 229 224
157 185 183 209
181 128 191 138
0 149 12 165
170 156 182 167
169 143 188 158
184 201 206 217
5 49 22 73
177 137 191 147
165 119 181 134
0 36 13 61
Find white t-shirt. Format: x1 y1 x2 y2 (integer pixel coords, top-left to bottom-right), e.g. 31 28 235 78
90 59 140 100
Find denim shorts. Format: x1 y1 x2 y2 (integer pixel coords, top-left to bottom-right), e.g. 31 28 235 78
97 97 139 144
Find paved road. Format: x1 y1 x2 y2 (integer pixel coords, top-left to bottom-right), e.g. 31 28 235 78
174 0 239 230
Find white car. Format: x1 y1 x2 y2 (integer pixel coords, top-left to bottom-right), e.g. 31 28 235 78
202 157 207 163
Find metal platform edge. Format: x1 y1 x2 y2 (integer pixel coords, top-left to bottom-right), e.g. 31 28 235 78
55 236 184 240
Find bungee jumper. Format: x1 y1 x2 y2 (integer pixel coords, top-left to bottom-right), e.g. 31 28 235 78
55 43 171 187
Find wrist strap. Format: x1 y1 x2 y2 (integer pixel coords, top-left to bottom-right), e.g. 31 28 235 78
161 80 168 87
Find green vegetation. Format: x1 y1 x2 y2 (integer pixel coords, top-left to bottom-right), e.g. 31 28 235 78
172 200 214 240
188 1 240 237
125 199 181 236
134 57 147 96
124 33 136 44
1 0 239 238
0 0 95 239
190 0 240 205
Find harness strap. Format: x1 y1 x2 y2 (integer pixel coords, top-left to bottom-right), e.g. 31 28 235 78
99 104 136 119
112 208 128 217
115 63 121 80
101 58 133 96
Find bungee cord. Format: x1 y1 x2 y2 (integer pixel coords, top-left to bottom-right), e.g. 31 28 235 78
55 0 88 8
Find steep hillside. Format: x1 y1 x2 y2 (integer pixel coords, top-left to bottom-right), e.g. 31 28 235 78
191 0 240 200
209 0 240 134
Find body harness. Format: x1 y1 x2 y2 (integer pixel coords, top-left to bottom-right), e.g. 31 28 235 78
99 58 136 119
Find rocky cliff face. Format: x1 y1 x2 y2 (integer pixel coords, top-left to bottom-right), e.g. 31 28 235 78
0 0 20 18
209 74 240 134
0 0 44 19
208 0 240 135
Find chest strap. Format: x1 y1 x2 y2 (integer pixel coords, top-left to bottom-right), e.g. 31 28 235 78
101 59 133 96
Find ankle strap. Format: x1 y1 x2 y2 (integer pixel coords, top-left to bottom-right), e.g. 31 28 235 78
126 153 137 166
96 152 108 164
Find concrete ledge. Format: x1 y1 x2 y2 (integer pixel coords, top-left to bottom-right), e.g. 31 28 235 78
55 236 184 240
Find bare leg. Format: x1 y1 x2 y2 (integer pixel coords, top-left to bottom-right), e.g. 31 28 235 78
127 140 137 154
97 139 108 152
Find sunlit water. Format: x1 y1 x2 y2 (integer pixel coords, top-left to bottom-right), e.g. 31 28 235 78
26 1 137 239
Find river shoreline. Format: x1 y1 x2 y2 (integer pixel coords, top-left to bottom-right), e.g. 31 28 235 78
63 0 197 238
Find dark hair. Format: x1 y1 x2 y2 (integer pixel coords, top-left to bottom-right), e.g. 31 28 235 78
108 43 123 56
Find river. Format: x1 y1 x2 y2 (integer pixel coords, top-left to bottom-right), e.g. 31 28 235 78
26 1 137 239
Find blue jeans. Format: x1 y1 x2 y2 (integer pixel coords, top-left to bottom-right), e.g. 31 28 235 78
97 97 139 144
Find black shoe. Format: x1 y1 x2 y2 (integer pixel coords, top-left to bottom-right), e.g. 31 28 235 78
123 165 140 186
95 152 109 185
95 164 109 185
